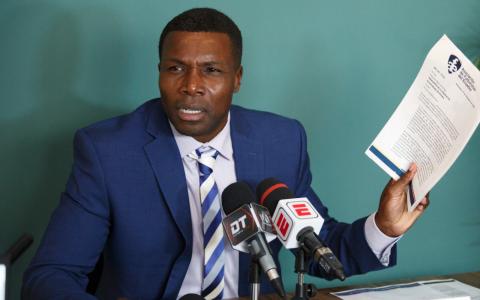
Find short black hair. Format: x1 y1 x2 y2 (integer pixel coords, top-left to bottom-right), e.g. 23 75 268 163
158 8 242 66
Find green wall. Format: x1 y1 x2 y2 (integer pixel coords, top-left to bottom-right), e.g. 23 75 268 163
1 0 479 298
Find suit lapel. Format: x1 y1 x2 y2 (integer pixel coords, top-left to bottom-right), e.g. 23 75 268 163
144 142 192 243
144 101 192 243
143 101 192 298
230 106 266 296
230 106 265 186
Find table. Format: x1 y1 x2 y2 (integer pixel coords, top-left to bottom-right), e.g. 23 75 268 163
235 271 480 299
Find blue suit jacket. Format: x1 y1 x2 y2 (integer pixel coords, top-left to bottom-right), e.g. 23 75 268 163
23 99 395 299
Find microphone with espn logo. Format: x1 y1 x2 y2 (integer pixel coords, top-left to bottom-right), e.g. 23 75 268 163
257 178 346 281
221 181 286 299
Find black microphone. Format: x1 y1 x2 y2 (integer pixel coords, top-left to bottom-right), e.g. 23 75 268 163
257 178 345 281
178 293 205 300
1 234 34 300
221 182 286 298
1 234 34 266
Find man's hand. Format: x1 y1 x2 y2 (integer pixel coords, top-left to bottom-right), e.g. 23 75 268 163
375 163 430 237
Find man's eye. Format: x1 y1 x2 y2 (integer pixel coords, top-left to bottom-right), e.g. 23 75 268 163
167 65 184 73
205 66 221 74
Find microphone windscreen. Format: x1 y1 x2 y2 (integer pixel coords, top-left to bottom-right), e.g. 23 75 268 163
221 181 255 214
178 294 205 300
256 178 295 215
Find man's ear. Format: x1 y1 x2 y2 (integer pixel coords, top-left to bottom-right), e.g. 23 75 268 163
233 65 243 93
157 62 162 73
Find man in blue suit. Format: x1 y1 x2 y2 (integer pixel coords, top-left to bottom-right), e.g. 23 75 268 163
23 8 429 300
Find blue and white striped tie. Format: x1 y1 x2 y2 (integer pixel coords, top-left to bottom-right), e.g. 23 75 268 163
195 147 225 300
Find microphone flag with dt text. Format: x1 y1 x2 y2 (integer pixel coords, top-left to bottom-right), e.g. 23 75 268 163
256 178 346 281
221 181 286 298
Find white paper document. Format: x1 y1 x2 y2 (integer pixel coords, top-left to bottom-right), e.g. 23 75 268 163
332 279 480 300
366 35 480 211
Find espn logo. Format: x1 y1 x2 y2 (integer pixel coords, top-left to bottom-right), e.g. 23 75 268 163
274 209 292 240
288 201 318 219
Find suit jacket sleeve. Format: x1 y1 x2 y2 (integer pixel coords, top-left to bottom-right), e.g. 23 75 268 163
291 120 397 279
22 129 109 299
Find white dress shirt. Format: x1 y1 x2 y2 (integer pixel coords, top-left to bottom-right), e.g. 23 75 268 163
174 115 239 299
172 114 399 299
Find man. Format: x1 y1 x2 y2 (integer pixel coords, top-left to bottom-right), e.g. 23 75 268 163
22 7 429 300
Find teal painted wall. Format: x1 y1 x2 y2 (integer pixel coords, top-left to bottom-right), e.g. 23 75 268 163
1 0 479 298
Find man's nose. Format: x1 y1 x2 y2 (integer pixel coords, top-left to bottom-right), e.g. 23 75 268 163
181 68 205 96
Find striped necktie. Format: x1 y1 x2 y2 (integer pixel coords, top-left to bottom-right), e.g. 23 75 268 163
195 146 225 300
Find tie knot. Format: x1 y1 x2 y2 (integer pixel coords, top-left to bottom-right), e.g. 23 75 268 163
193 146 219 177
195 146 219 160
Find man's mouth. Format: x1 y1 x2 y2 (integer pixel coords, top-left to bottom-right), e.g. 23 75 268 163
179 108 202 114
177 107 205 121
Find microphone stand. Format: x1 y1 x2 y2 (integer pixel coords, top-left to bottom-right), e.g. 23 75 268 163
249 258 262 300
1 234 34 300
291 245 317 300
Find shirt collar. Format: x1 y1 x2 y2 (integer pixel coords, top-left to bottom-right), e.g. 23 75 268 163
169 112 233 161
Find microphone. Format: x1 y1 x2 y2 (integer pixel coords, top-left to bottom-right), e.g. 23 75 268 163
257 178 346 281
178 294 205 300
1 234 34 300
221 182 286 298
1 234 33 266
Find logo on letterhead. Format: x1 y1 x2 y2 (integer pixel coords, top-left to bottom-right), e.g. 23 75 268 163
447 54 462 74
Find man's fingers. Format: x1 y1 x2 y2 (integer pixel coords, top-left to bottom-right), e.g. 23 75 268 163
410 195 430 223
420 196 429 205
389 163 417 193
417 194 430 209
400 163 417 184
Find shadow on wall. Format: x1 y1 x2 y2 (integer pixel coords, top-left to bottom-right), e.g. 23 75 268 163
0 3 134 297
